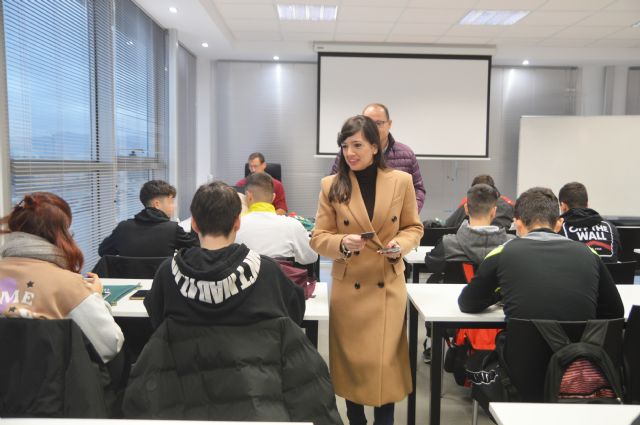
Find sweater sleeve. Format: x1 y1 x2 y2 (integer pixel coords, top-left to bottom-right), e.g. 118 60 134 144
175 224 200 249
425 237 446 274
329 154 339 175
290 221 318 265
98 225 120 257
596 258 624 319
408 154 426 212
67 293 124 363
458 253 501 313
310 178 346 260
273 180 288 212
444 205 466 229
144 263 169 330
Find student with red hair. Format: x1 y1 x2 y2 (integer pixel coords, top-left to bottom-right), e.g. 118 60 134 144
0 192 123 362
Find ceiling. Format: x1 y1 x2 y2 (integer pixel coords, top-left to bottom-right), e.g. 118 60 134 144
133 0 640 65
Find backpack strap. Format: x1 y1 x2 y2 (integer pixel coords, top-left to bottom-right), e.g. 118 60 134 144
533 320 571 353
580 320 609 347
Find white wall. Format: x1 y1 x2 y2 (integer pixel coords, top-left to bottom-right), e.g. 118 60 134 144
196 56 213 186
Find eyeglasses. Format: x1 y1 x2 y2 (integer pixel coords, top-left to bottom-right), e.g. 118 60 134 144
373 120 388 127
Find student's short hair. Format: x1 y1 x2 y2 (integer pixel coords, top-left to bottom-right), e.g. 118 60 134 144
139 180 176 207
190 181 241 237
248 152 265 163
246 172 274 201
514 187 560 228
471 174 496 188
558 182 588 209
363 103 390 120
466 184 499 216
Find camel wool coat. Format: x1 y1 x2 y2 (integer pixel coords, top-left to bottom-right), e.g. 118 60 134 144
310 167 423 406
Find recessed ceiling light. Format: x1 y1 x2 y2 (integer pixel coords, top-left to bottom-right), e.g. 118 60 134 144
459 10 529 26
277 4 338 21
169 7 177 14
201 42 209 48
522 59 529 65
273 56 280 61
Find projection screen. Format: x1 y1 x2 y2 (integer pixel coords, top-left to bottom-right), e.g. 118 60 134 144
317 52 491 158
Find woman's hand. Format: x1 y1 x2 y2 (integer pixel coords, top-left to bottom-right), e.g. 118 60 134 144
341 234 367 252
84 272 103 295
377 240 402 259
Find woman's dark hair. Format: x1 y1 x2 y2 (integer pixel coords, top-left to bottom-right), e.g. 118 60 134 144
1 192 84 272
329 115 386 203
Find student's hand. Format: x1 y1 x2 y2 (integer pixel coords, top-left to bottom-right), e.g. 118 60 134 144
84 272 103 295
378 240 402 259
342 234 367 252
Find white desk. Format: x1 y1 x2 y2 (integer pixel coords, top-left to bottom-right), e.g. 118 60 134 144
103 279 329 347
405 284 640 425
0 420 311 425
404 246 434 283
489 402 640 425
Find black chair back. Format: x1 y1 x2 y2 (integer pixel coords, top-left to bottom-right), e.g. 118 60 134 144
244 162 282 182
624 305 640 403
605 261 636 285
92 255 169 279
420 226 457 246
443 260 477 283
505 318 624 402
617 226 640 262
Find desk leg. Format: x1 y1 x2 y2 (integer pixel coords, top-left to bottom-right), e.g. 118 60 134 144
429 323 445 425
412 265 419 283
302 320 318 349
408 302 418 425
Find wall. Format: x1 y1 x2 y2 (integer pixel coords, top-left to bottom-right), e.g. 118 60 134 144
213 62 578 220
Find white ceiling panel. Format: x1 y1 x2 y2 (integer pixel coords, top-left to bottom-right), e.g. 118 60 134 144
397 8 466 24
279 21 336 32
540 0 616 11
444 25 508 37
589 38 640 47
520 11 592 26
281 32 335 41
576 11 640 26
490 37 545 45
212 0 272 3
501 25 564 37
539 38 597 47
333 33 389 41
607 27 640 38
407 0 476 8
390 23 451 35
226 19 280 32
604 0 640 10
553 25 621 38
216 3 276 20
338 6 405 22
340 0 410 6
385 34 439 42
232 31 282 41
335 21 395 34
436 35 493 44
473 0 548 9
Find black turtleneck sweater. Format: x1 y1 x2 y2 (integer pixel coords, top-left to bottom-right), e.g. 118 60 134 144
354 164 377 221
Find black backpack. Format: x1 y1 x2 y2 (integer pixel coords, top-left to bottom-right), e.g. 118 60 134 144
533 320 624 403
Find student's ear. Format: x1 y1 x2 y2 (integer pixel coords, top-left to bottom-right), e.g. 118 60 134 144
272 192 276 203
150 198 161 209
559 202 569 213
554 217 564 233
514 218 526 237
233 216 241 232
490 205 497 220
388 119 393 130
191 218 200 236
463 203 469 216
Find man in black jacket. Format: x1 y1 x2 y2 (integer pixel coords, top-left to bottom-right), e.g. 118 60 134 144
458 187 623 321
124 181 342 424
98 180 198 257
558 181 621 263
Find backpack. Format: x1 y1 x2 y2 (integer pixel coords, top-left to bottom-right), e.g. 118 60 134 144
533 320 624 403
275 259 316 300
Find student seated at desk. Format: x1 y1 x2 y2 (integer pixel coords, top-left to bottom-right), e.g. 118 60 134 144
98 180 198 257
425 183 515 274
236 172 318 265
123 181 341 424
458 187 623 321
0 192 123 362
235 152 288 215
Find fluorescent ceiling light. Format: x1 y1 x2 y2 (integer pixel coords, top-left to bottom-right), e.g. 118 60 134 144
277 4 338 21
169 7 177 14
459 10 529 26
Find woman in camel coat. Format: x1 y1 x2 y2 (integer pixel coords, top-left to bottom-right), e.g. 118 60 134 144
311 115 423 424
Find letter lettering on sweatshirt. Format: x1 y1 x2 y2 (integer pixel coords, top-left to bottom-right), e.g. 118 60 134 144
0 290 19 305
21 291 34 306
197 281 212 303
210 281 224 304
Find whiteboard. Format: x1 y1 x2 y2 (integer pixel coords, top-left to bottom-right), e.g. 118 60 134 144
317 53 491 158
517 115 640 216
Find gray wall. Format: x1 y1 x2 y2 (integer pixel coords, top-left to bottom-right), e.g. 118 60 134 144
215 62 577 220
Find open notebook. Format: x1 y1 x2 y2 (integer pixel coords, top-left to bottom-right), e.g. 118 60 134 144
102 284 140 306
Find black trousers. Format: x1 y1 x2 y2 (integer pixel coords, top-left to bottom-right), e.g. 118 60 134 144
345 399 395 425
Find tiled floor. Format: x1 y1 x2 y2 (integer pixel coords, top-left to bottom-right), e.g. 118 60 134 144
317 259 494 425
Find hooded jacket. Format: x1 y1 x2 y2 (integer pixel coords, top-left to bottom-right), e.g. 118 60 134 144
123 244 342 424
98 207 198 258
425 222 515 273
560 208 621 263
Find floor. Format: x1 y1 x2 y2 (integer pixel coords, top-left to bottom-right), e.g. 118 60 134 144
316 259 495 425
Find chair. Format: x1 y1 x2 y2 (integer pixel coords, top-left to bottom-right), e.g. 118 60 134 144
443 260 476 283
624 305 640 404
503 318 624 403
605 260 636 284
244 162 282 182
419 226 457 246
617 226 640 262
0 319 111 417
91 255 169 279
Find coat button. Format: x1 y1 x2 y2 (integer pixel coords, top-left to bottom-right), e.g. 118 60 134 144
391 216 398 222
378 282 385 288
354 250 360 256
344 219 350 225
354 282 360 289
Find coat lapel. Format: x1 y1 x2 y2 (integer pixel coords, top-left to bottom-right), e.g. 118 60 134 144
371 168 397 238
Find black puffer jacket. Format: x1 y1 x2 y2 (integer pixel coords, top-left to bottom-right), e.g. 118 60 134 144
122 317 343 425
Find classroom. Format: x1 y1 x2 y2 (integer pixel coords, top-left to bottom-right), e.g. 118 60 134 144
1 1 640 424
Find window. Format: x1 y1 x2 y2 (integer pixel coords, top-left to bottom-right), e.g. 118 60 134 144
3 0 168 272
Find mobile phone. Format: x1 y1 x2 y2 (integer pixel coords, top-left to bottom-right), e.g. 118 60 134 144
361 232 375 240
378 246 401 254
129 290 149 300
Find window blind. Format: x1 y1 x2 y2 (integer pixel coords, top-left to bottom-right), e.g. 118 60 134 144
3 0 168 272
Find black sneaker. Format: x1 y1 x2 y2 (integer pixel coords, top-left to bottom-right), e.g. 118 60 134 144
422 347 431 364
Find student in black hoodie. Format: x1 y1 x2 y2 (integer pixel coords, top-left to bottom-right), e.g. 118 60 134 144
558 181 621 263
98 180 198 257
123 181 341 424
